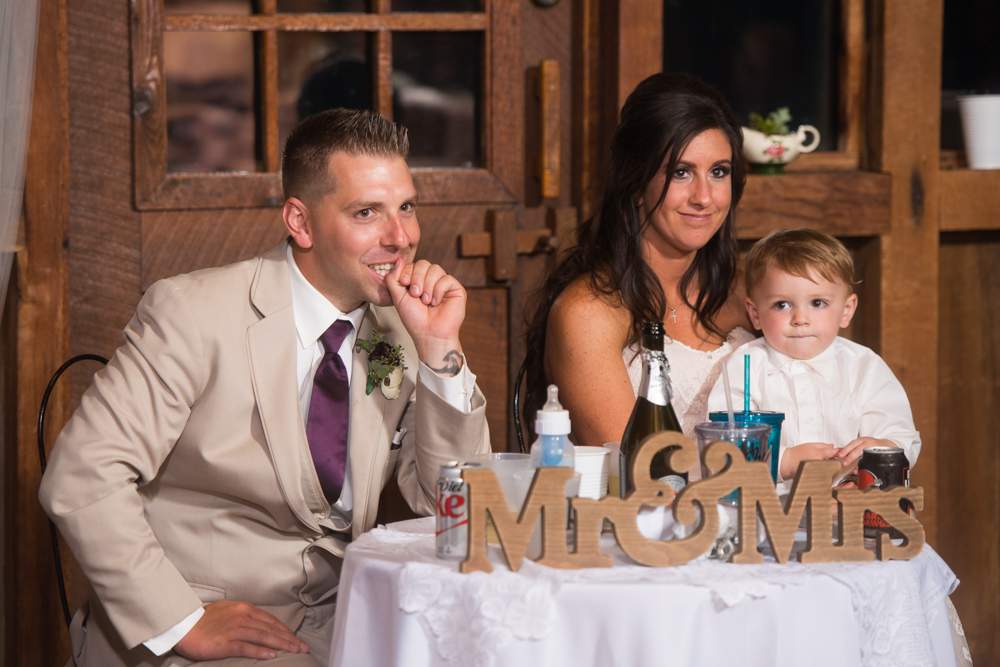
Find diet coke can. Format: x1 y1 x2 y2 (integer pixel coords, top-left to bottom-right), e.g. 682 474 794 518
858 446 910 539
436 462 474 560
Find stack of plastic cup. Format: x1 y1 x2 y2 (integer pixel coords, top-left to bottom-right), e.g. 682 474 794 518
958 95 1000 169
602 442 621 498
573 446 610 499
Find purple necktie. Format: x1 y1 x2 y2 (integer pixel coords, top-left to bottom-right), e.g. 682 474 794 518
306 320 353 502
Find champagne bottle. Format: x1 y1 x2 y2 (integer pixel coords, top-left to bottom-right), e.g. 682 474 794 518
620 321 687 498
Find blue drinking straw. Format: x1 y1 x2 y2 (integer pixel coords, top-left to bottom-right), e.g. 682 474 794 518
744 354 750 414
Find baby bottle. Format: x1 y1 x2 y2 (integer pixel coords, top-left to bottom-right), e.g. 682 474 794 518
530 384 575 468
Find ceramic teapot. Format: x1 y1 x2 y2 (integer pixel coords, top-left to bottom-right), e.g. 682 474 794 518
741 124 820 173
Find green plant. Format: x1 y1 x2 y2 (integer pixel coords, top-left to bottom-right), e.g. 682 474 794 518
748 107 792 135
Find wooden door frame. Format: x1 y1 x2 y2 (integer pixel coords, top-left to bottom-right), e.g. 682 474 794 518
4 0 73 663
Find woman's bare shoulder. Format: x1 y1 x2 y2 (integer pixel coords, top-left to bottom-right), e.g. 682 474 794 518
548 276 631 344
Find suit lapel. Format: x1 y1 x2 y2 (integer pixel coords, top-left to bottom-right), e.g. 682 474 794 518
246 242 323 531
349 307 387 534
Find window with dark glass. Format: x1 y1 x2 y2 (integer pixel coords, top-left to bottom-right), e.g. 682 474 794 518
156 0 486 178
940 0 1000 150
662 0 838 152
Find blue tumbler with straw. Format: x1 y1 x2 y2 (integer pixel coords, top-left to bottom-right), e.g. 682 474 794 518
709 411 784 483
709 354 784 483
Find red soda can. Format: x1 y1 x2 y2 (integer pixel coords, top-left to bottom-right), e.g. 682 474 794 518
858 446 910 539
436 462 473 560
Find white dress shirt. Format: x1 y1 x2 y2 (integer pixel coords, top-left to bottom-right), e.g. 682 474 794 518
145 244 476 655
707 336 921 493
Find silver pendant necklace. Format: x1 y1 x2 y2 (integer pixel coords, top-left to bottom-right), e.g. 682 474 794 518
665 290 690 324
665 301 680 323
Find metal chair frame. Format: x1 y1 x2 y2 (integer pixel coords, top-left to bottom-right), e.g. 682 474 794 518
37 353 108 628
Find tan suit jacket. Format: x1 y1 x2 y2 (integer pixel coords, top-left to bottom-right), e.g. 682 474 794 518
39 241 490 666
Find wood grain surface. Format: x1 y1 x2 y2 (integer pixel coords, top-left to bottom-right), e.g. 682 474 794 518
462 288 508 451
9 0 72 663
938 171 1000 232
737 172 891 240
938 233 1000 664
164 12 488 32
461 436 927 573
868 0 942 551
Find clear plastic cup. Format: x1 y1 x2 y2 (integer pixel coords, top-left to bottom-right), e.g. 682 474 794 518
468 452 533 512
709 411 784 483
694 422 772 506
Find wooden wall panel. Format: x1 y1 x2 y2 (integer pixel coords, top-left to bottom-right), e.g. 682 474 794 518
9 0 72 664
68 0 144 362
939 170 1000 232
938 232 1000 666
868 0 942 548
572 0 601 222
141 210 286 290
62 0 150 650
737 172 891 240
411 204 506 289
462 288 508 450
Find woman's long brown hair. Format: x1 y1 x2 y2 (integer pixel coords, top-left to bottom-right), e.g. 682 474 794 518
520 72 747 436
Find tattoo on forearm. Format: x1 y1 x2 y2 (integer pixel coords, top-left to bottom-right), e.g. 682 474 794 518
428 350 462 376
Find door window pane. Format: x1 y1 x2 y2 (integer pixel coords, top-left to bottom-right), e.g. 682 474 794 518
393 31 482 167
941 0 1000 150
663 0 837 151
278 33 373 149
276 0 370 12
165 31 257 173
164 0 251 15
393 0 482 11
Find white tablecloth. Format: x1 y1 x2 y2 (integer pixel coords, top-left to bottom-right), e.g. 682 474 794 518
329 517 959 667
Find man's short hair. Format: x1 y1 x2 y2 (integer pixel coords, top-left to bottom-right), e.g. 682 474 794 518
744 227 857 296
281 108 409 205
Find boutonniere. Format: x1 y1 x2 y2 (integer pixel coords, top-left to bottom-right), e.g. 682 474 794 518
355 327 407 399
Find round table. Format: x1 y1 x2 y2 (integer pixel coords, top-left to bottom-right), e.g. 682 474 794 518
329 517 959 667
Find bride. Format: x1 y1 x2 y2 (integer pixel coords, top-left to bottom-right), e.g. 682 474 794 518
522 72 754 459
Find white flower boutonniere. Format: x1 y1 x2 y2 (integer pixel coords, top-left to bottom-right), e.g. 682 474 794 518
355 327 407 399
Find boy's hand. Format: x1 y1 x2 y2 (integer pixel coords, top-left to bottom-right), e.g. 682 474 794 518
779 441 837 480
835 437 897 471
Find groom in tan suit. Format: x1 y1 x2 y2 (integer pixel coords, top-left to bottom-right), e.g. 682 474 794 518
39 109 491 666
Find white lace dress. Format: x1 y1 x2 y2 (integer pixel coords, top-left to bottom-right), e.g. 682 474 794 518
623 326 756 440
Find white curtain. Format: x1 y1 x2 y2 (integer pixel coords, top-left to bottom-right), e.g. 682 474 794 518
0 3 40 653
0 0 41 324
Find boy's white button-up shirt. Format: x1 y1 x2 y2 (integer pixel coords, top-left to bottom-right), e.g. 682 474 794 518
708 336 921 493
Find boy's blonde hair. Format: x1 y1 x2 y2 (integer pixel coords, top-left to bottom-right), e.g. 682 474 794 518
744 228 856 297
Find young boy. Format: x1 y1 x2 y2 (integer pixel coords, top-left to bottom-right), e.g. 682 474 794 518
708 228 920 492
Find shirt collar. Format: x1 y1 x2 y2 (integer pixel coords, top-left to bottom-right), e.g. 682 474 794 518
286 243 366 350
765 339 840 382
